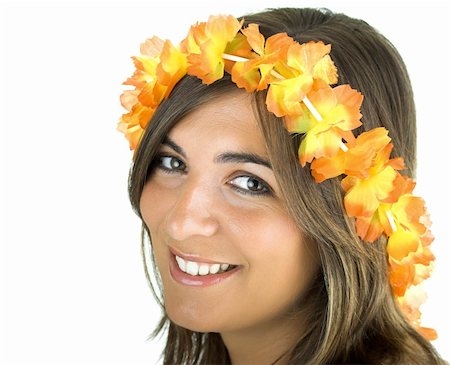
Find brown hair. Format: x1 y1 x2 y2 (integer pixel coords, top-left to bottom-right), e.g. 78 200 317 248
128 7 445 364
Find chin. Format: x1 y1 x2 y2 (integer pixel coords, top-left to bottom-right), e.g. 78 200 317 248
167 311 219 333
165 299 227 333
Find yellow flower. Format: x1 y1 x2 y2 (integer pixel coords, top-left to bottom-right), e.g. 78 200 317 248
117 103 154 150
354 174 416 240
154 40 188 101
293 83 363 166
135 39 188 108
387 227 421 263
311 127 392 183
286 41 338 84
124 36 164 89
118 37 187 151
182 15 243 84
389 260 416 297
231 24 295 91
342 143 404 218
265 41 338 118
266 74 314 119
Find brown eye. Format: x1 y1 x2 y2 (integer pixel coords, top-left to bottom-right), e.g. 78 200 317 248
229 176 270 196
159 156 186 172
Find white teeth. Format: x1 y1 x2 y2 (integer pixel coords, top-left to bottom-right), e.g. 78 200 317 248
175 255 186 272
175 255 234 276
209 264 220 274
198 264 209 276
186 261 199 276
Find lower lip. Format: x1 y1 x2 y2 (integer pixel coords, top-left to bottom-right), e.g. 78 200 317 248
169 254 241 287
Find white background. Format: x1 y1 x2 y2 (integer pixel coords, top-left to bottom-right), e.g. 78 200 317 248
0 0 449 364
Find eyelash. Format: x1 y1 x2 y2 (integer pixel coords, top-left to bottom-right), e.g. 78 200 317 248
154 154 273 197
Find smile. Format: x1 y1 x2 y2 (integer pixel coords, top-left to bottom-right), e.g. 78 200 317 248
169 248 241 287
175 255 237 276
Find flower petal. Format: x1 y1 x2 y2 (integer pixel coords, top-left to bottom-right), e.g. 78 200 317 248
387 227 420 263
391 194 427 236
241 23 265 56
343 165 397 217
389 261 415 297
156 40 188 95
266 75 313 117
311 127 391 182
287 41 337 84
184 15 242 84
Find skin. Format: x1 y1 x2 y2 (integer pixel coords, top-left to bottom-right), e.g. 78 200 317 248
140 90 319 364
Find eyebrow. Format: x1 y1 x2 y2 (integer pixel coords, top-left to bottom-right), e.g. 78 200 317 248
162 136 272 169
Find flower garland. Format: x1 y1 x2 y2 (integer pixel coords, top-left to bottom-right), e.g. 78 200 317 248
118 15 437 340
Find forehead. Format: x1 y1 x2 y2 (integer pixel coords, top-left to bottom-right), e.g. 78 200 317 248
168 91 267 154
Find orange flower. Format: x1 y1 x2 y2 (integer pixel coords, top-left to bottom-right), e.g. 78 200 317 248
389 245 435 298
391 194 427 235
156 40 188 98
292 83 363 166
354 203 391 242
123 37 164 89
413 261 434 286
387 227 421 263
118 38 187 151
117 103 154 150
311 127 392 183
354 175 416 242
396 285 438 341
386 194 433 266
120 89 140 111
222 32 254 73
265 41 338 119
266 74 315 119
182 15 243 84
342 142 405 219
135 40 188 107
391 245 436 341
343 167 397 219
286 41 338 84
418 327 438 341
231 25 295 91
389 260 415 297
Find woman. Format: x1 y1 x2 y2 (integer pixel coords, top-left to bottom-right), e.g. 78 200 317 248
119 7 446 365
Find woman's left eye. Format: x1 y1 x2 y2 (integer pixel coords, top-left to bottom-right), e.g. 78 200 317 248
229 175 271 196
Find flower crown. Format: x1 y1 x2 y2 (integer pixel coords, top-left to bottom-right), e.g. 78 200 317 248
118 15 436 340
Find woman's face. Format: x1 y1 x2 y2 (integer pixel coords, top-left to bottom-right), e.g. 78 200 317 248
140 91 319 334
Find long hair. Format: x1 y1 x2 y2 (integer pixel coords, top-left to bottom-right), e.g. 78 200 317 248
128 7 444 364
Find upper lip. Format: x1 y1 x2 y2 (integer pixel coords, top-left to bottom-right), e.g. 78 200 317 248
169 246 237 266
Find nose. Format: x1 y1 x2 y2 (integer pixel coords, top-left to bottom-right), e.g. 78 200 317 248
164 178 220 241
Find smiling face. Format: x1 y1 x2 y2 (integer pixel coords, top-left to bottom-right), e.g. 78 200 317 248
140 90 319 335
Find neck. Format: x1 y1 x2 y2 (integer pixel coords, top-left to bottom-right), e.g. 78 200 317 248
220 315 303 365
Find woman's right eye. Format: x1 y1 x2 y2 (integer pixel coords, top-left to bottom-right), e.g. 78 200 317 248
157 155 186 173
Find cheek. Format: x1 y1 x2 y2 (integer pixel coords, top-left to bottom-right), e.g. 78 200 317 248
223 204 318 322
140 179 172 231
139 180 173 273
229 203 308 270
